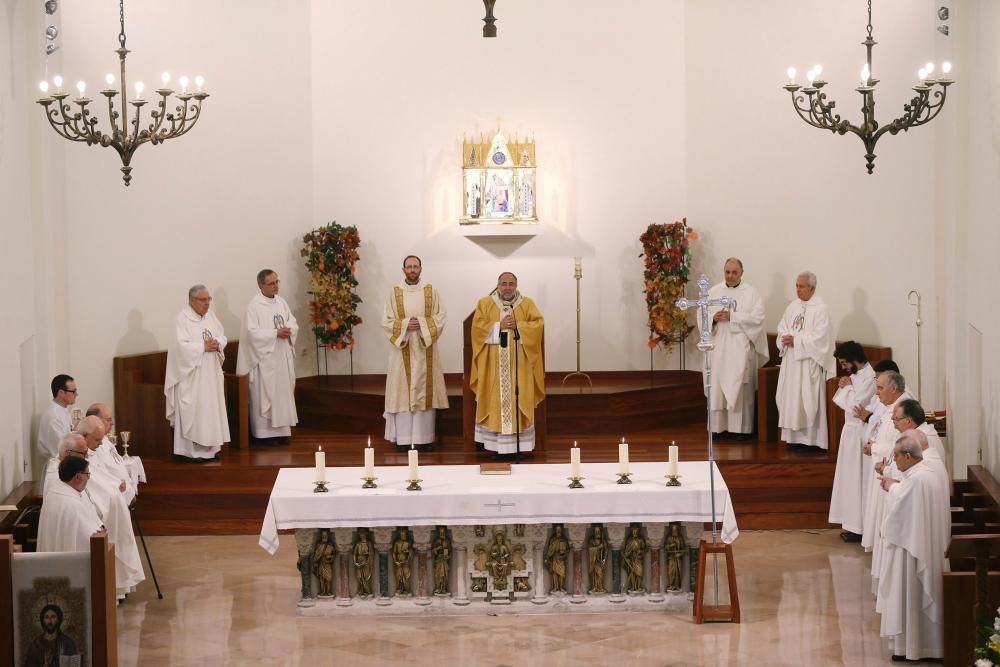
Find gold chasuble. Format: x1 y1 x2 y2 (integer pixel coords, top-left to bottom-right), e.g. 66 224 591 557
470 293 545 436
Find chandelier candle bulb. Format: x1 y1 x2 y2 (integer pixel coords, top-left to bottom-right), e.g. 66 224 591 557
105 73 114 86
76 81 86 97
179 75 189 93
408 445 419 481
161 71 170 85
786 67 796 84
570 442 581 479
925 62 935 75
942 61 952 75
53 75 62 92
195 75 204 92
668 442 679 477
39 81 49 94
315 446 326 483
134 81 144 98
618 441 629 475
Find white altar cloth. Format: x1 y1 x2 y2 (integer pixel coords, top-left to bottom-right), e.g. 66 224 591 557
259 461 738 554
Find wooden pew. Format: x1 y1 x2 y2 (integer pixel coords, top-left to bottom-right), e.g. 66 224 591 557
757 336 892 453
462 313 547 452
113 341 249 460
944 466 1000 667
0 483 41 553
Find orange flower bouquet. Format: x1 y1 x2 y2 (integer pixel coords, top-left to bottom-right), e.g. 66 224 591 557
300 221 362 349
639 218 696 353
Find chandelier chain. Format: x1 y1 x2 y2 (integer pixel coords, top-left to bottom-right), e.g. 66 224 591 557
118 0 126 49
866 0 873 39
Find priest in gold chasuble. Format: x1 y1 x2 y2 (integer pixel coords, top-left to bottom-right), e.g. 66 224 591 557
470 272 545 454
382 256 449 450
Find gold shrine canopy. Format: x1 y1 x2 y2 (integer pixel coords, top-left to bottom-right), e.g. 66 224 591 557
461 131 537 225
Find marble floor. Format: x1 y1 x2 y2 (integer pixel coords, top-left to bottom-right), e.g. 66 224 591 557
117 530 915 666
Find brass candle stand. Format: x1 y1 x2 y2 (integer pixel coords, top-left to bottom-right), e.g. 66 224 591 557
361 476 378 489
313 480 330 493
567 476 584 489
561 257 593 390
616 472 633 485
406 479 423 491
665 474 682 487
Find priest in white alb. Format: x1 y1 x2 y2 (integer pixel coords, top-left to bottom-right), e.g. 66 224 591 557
165 284 231 460
828 341 876 542
36 373 78 494
861 371 912 591
78 416 145 596
382 255 449 451
42 433 90 493
470 272 545 456
876 432 950 662
775 272 835 451
701 258 768 440
237 269 299 442
37 456 105 554
86 403 136 504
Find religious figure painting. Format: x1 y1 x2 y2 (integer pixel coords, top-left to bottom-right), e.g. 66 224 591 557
485 170 515 218
15 575 89 667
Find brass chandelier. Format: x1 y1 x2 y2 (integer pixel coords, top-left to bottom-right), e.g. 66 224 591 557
783 0 953 174
36 0 208 186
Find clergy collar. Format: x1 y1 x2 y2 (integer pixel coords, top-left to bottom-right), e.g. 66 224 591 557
254 292 278 304
182 304 206 321
725 282 741 289
400 280 424 290
492 291 523 309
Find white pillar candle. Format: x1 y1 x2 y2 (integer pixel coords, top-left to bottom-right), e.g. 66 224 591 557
364 443 375 478
570 441 581 478
618 442 629 475
408 445 419 480
668 442 679 477
315 446 326 483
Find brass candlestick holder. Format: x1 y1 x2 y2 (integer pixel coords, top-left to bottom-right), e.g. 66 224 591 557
616 472 633 485
313 480 330 493
665 474 682 487
561 258 593 390
406 479 422 491
567 476 584 489
119 430 132 459
361 476 378 489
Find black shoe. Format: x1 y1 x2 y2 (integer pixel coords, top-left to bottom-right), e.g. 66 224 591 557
711 432 728 441
733 433 753 442
840 531 862 543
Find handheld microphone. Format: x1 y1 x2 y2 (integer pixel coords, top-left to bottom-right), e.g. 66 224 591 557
499 330 508 348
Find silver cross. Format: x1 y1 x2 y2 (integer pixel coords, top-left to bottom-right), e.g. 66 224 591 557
676 274 731 353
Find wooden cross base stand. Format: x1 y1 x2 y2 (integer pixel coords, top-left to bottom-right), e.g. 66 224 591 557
693 539 741 624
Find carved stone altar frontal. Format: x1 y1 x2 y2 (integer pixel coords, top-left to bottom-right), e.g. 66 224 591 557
294 522 703 617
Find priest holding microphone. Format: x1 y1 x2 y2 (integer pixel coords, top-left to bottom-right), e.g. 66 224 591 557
470 272 545 457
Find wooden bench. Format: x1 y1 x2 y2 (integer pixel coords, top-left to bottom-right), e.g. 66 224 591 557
0 483 41 553
943 465 1000 667
113 341 249 461
757 335 892 455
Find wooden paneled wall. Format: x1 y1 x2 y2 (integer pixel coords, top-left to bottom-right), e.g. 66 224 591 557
113 342 248 460
757 335 893 454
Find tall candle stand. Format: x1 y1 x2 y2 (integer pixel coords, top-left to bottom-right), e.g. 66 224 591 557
561 257 593 390
907 290 923 400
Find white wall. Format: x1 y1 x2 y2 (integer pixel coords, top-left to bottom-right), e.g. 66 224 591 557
0 0 68 497
938 1 1000 477
21 0 992 475
685 0 942 407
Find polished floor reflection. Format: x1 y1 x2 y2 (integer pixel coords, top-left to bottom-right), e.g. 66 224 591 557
118 530 906 666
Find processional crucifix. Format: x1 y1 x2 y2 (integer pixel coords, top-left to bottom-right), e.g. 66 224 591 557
676 273 730 605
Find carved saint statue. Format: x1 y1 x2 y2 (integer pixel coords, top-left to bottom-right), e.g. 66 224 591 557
295 530 316 600
622 524 648 593
544 524 569 593
664 523 687 593
311 529 336 597
472 543 488 572
511 543 527 571
431 526 451 595
587 526 609 594
353 528 374 598
392 527 413 596
487 531 512 591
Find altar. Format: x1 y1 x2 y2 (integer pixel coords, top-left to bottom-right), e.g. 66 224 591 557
260 461 738 616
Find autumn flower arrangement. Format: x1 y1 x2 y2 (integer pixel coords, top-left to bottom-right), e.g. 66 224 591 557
301 221 362 349
640 218 697 352
974 605 1000 666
